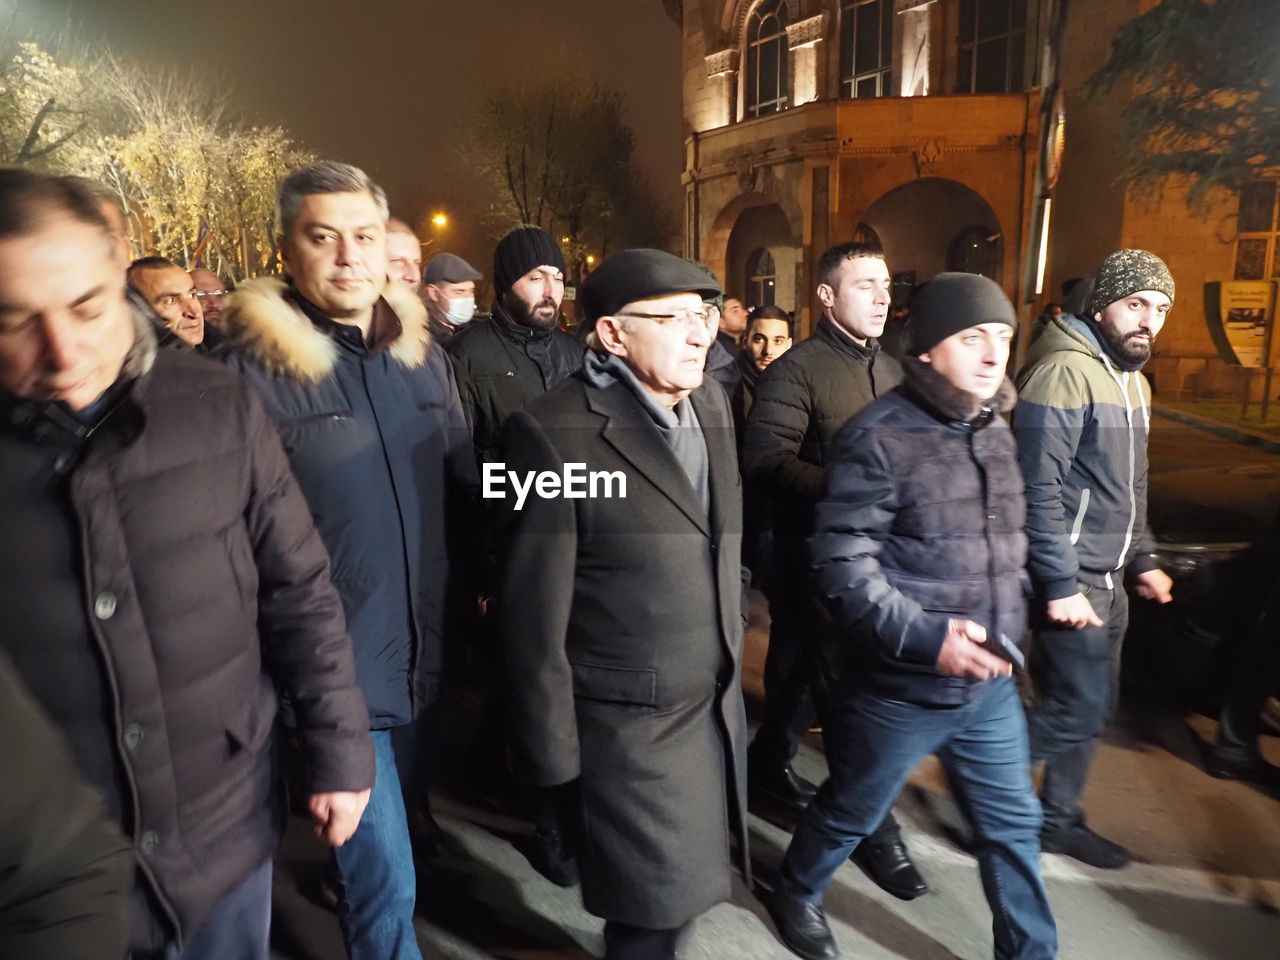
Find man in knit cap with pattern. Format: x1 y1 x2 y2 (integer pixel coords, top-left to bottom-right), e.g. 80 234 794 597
1014 249 1175 869
769 273 1055 960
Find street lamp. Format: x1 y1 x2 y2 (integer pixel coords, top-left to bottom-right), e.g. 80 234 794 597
431 213 448 228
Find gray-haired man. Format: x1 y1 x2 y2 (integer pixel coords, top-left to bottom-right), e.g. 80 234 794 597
220 161 474 960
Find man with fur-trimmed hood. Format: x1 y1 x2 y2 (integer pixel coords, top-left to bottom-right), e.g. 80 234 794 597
768 273 1056 960
220 161 472 960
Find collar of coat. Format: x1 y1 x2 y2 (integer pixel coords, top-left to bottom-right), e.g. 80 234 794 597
901 355 1016 425
815 315 882 362
220 277 430 383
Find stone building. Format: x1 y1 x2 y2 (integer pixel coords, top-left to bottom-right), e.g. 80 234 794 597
672 0 1258 398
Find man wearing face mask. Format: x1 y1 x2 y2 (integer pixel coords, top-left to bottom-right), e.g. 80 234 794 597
423 252 483 346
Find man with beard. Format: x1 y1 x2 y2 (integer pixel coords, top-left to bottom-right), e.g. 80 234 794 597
447 226 582 883
189 268 228 327
769 274 1055 960
1014 249 1175 869
448 226 581 465
730 305 793 439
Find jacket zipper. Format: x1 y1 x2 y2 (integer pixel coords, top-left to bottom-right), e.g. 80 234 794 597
1098 354 1138 584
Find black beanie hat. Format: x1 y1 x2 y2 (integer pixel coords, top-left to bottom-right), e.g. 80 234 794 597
580 249 722 324
905 272 1016 355
492 226 565 295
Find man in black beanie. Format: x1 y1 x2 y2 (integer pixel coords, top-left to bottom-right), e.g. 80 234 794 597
769 272 1056 960
448 225 582 465
496 249 749 960
445 225 583 885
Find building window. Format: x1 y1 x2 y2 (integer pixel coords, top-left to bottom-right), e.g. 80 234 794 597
1235 181 1280 280
956 0 1027 94
840 0 893 99
746 0 790 118
748 248 777 306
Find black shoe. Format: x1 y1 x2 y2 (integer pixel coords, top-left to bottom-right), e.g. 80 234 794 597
1040 823 1131 869
1205 747 1280 787
767 893 838 960
851 837 928 900
750 763 819 809
526 827 579 887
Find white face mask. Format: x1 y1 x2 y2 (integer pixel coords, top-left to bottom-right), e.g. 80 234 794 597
444 296 476 326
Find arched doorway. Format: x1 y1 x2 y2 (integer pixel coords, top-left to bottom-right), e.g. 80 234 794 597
860 178 1003 286
725 203 796 311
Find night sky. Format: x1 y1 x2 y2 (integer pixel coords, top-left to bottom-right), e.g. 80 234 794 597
14 0 683 230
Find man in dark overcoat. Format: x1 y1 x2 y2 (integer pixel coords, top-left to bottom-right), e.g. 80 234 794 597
496 249 749 960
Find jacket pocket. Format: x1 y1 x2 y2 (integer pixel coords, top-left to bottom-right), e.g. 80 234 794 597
887 572 984 615
1068 487 1091 545
226 683 277 757
570 661 658 708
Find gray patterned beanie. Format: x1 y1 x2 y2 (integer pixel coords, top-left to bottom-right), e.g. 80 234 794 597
1087 249 1175 316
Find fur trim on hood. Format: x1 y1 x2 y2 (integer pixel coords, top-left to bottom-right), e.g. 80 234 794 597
902 355 1016 424
220 278 430 383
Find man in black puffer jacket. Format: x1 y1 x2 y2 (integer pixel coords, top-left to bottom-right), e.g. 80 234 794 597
741 242 917 899
0 169 374 960
448 226 582 467
767 274 1056 960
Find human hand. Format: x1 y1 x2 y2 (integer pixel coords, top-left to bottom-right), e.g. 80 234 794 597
935 619 1013 680
308 789 371 847
1134 568 1173 604
1046 592 1104 629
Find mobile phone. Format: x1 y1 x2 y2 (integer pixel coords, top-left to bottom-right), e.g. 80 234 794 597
986 632 1026 670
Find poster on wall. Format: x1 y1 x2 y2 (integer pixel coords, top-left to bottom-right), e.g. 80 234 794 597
1204 281 1276 367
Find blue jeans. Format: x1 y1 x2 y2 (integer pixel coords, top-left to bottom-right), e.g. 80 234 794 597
332 729 422 960
779 678 1057 960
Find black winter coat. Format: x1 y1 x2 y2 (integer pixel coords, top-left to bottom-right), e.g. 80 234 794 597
497 371 749 929
742 317 902 560
447 301 583 464
0 650 131 960
811 360 1029 705
0 319 374 945
220 279 474 728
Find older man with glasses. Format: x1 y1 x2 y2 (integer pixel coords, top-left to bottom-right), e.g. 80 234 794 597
496 249 750 960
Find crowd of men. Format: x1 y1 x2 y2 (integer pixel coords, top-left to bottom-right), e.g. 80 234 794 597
0 158 1271 960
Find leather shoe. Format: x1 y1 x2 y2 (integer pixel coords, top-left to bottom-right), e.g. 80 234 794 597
750 762 819 809
1205 747 1280 788
768 893 838 960
851 837 928 900
1040 823 1131 869
526 826 579 887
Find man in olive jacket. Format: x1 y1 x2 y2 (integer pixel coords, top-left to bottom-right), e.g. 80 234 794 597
741 241 922 900
496 250 748 960
0 169 374 960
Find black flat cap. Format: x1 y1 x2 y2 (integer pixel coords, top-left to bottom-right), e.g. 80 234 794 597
580 249 723 324
423 252 482 285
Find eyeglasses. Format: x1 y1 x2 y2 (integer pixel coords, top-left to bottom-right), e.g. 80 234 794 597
616 307 714 331
194 289 225 299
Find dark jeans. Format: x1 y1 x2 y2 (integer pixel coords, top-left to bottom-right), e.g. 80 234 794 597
779 679 1057 960
132 858 272 960
604 921 681 960
750 572 901 846
1217 570 1280 758
1027 582 1127 833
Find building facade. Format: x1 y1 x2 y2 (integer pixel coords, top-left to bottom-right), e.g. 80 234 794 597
676 0 1256 398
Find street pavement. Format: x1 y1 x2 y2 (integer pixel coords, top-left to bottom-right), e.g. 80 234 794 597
270 410 1280 960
